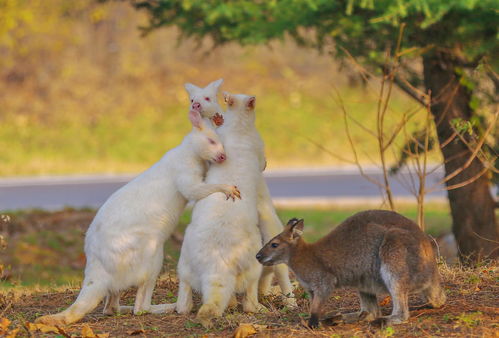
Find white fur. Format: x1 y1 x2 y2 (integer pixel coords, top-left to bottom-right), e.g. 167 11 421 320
187 81 296 305
176 94 266 326
185 79 224 119
36 112 238 326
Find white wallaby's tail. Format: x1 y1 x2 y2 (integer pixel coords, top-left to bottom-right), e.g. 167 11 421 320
36 278 108 325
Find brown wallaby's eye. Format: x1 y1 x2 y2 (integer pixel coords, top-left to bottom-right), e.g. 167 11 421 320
205 97 211 102
208 138 216 145
271 243 279 248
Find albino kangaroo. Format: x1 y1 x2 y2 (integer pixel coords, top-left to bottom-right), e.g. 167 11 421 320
257 211 446 328
36 110 240 326
185 80 296 306
175 93 266 328
185 78 225 123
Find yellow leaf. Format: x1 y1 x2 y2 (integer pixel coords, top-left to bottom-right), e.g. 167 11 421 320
1 317 11 332
96 334 110 338
27 323 59 334
81 324 96 338
233 323 257 338
379 296 391 306
55 325 71 338
6 327 20 338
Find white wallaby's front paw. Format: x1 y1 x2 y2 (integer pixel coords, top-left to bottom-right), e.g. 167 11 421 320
223 185 241 201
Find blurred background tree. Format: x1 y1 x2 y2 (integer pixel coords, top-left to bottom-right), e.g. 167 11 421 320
0 0 424 175
127 0 498 262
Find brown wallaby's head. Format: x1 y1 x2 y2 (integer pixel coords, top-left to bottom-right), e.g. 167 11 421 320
256 218 304 266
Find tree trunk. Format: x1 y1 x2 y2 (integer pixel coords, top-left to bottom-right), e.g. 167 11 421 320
423 51 498 263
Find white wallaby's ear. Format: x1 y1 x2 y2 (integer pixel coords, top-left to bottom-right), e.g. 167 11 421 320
223 91 234 107
208 78 223 92
188 110 203 129
246 96 256 110
184 83 199 96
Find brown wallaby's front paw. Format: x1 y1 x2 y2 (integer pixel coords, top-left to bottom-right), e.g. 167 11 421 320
307 314 320 329
212 113 224 127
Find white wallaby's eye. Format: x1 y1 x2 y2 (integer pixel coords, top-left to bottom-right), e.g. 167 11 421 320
208 138 216 145
191 99 193 103
271 243 279 248
205 97 211 102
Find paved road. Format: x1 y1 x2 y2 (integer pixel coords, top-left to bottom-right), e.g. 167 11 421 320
0 168 452 211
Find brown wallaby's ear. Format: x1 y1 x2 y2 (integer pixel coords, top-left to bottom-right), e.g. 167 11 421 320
223 91 234 107
286 218 304 240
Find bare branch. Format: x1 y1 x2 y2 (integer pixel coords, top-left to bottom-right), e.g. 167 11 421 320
444 166 489 191
392 75 427 106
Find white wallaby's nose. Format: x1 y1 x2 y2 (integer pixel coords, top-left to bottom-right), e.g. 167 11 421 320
215 153 226 163
192 102 201 111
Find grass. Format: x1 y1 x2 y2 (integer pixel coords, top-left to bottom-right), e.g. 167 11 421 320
0 206 451 289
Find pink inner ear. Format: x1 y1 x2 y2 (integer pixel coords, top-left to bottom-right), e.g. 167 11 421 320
247 97 256 109
188 110 202 128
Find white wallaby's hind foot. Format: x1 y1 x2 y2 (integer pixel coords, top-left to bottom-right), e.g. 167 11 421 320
35 313 69 326
148 303 176 314
36 278 107 325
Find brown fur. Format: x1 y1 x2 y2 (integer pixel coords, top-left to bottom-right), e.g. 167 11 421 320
256 210 446 328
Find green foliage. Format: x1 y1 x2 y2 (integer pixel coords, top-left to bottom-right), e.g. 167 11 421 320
132 0 498 70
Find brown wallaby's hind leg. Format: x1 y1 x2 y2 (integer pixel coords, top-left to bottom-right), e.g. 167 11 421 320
375 231 411 326
342 292 380 323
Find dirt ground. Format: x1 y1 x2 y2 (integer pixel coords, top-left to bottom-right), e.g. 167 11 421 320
0 210 497 337
2 262 498 337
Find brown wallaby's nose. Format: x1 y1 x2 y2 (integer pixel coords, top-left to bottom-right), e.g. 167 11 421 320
256 253 262 261
192 102 201 111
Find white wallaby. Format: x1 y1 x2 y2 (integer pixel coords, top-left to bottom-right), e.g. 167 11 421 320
175 93 266 328
185 78 225 123
36 110 240 326
185 80 296 306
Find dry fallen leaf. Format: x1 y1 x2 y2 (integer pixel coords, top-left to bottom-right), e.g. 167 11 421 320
5 327 19 338
127 328 145 335
233 323 257 338
81 324 96 338
55 325 71 338
379 296 391 306
0 317 11 333
26 322 60 334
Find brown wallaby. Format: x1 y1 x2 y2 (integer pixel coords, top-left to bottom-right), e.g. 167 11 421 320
256 210 446 328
